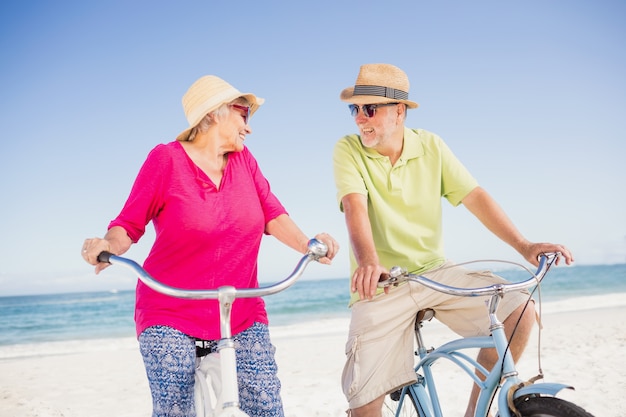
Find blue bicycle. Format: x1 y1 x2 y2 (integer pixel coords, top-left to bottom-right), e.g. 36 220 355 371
378 252 594 417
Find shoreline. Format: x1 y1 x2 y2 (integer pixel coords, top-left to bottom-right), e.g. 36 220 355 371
2 291 625 358
0 304 624 416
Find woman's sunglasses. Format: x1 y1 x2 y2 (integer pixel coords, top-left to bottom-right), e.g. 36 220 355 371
348 102 398 118
230 104 250 124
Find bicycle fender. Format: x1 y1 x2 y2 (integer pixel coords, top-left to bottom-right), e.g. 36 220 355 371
512 382 574 399
498 382 575 417
195 353 222 416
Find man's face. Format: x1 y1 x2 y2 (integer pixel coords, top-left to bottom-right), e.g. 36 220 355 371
350 103 401 149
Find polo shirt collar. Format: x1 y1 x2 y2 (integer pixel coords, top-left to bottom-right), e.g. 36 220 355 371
400 127 425 161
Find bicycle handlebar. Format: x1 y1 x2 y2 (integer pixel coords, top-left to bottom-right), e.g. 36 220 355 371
377 252 559 297
96 238 329 300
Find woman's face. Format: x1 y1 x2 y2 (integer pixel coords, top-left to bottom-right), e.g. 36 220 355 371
219 101 252 152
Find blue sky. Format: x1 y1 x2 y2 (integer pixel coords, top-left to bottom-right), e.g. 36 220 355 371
1 1 624 296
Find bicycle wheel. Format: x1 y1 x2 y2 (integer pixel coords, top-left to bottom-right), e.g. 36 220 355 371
510 395 595 417
381 386 426 417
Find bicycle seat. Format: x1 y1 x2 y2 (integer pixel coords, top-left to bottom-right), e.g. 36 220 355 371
416 309 435 325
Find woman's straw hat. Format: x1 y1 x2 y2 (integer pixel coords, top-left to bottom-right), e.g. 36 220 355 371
176 75 264 141
340 63 418 109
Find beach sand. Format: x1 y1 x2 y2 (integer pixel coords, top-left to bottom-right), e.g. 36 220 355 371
1 305 624 417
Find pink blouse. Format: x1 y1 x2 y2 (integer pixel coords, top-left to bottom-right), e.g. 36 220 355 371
109 141 287 340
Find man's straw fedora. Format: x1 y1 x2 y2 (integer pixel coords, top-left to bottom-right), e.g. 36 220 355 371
340 63 418 109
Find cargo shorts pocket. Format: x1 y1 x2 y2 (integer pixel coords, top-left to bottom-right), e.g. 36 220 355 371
341 334 360 400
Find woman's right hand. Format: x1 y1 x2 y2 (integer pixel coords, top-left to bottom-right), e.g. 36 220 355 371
81 237 114 273
81 226 133 274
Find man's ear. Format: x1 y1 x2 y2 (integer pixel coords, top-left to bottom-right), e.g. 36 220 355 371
396 103 407 122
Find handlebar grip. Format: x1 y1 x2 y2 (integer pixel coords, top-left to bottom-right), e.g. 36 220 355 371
308 238 328 258
97 251 113 263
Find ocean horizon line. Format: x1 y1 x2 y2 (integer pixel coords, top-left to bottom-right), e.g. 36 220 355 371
2 292 625 361
1 263 624 349
1 261 625 298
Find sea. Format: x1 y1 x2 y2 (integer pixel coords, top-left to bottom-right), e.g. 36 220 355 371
1 263 625 354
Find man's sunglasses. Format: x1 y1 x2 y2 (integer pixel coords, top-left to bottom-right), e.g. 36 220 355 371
348 102 398 118
230 104 250 124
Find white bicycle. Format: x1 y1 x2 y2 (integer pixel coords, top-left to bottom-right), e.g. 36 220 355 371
97 238 328 417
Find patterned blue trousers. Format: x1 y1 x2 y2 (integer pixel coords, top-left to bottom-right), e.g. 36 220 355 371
139 323 284 417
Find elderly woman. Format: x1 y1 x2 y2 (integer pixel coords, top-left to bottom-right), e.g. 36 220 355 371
81 75 338 417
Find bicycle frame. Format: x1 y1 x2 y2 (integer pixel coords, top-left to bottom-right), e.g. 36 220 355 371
98 238 328 417
382 253 574 417
404 305 573 417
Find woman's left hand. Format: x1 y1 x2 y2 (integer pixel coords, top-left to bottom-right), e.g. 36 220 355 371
312 232 339 265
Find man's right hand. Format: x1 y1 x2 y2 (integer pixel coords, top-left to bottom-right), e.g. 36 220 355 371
351 264 389 300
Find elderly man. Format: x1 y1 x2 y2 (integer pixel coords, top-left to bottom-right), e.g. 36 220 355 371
332 63 573 417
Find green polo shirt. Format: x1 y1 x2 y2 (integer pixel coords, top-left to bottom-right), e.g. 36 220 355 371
333 127 478 303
